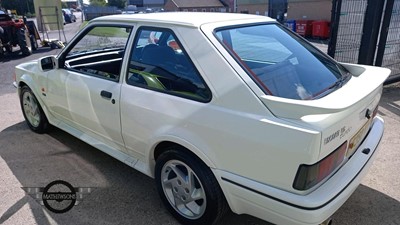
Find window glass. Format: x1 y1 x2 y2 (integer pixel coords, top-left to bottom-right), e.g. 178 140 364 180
127 28 211 102
215 24 350 100
64 26 131 81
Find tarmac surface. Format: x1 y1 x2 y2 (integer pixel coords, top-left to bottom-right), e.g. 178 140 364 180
0 12 399 225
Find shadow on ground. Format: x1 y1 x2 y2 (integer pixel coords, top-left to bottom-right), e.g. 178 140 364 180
379 83 400 117
333 184 400 225
0 122 271 225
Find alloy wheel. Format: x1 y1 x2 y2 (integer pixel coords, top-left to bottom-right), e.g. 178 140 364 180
22 91 40 127
161 159 207 219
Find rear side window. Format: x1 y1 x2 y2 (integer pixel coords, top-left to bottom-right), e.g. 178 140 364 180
127 27 211 102
215 24 349 100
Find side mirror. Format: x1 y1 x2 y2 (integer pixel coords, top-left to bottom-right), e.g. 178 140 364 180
40 56 58 71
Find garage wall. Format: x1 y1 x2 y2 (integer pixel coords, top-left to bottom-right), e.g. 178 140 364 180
236 0 268 15
237 3 269 15
287 0 331 20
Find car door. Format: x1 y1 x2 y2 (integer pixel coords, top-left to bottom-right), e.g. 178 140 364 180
120 27 212 160
45 25 133 152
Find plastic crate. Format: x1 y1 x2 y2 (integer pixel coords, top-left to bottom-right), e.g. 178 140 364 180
285 20 296 32
312 21 330 39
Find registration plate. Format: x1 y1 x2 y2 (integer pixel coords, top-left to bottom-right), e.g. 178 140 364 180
346 119 372 158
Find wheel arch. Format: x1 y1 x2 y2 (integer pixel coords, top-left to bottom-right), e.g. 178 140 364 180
148 137 217 178
17 78 51 124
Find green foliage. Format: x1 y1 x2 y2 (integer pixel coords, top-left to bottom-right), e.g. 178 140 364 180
90 0 107 7
88 26 129 37
108 0 127 9
0 0 35 15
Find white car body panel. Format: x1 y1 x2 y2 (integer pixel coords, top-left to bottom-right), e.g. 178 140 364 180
215 117 383 225
14 12 391 225
46 68 126 152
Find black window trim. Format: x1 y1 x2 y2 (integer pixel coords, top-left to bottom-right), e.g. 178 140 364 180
126 26 213 103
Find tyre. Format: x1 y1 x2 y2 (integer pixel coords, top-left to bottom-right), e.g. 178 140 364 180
20 86 49 133
17 28 32 56
30 35 38 51
155 148 228 225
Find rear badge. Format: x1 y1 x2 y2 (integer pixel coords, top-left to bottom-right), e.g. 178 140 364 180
324 126 352 145
324 130 340 145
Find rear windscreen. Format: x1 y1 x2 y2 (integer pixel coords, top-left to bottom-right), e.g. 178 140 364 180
215 24 350 100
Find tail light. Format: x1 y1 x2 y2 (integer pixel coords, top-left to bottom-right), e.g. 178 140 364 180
293 141 347 190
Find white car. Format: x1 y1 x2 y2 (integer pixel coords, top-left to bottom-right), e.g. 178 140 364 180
14 12 390 225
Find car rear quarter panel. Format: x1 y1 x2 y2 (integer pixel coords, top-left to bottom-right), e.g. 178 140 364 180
136 25 323 192
121 81 322 192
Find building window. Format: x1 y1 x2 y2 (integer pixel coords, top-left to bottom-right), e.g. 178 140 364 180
210 8 215 12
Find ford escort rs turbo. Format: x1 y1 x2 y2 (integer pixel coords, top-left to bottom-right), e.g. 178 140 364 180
14 12 390 225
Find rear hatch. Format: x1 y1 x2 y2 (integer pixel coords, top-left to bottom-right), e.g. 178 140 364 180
212 22 390 160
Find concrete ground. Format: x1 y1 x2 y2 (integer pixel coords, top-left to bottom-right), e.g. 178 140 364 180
0 13 399 225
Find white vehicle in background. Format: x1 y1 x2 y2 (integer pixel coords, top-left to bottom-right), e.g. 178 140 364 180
14 12 390 225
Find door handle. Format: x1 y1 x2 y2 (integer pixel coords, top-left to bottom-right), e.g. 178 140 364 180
100 90 112 99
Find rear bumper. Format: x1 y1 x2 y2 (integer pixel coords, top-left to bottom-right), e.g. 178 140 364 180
213 116 384 225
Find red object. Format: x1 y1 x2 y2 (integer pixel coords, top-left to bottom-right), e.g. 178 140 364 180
312 21 330 39
296 20 313 37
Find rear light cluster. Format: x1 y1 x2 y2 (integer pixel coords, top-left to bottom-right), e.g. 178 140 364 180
293 106 379 191
293 141 347 191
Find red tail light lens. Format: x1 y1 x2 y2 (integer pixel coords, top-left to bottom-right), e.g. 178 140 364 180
293 141 347 190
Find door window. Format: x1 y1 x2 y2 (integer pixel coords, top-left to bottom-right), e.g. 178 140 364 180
62 25 132 82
